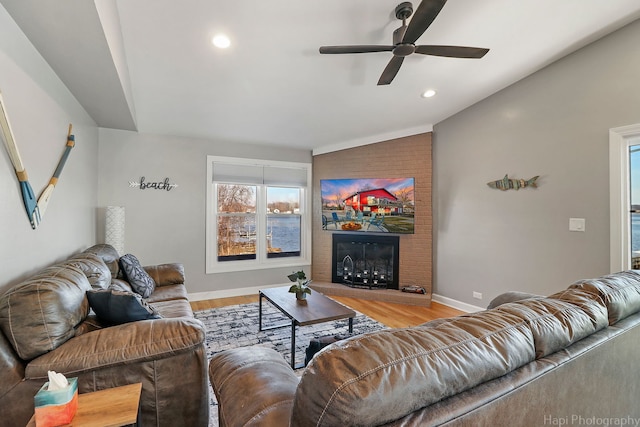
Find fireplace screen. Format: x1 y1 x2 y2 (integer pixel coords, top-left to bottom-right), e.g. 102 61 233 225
332 234 400 289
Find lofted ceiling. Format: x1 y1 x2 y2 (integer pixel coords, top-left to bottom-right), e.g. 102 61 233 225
2 0 640 153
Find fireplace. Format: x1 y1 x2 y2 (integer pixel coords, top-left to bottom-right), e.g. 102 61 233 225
332 234 400 290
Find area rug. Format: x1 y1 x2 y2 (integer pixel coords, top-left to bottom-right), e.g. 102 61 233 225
194 301 387 427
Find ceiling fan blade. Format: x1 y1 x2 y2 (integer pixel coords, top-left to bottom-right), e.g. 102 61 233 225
377 56 405 86
402 0 448 44
319 45 394 54
415 45 489 58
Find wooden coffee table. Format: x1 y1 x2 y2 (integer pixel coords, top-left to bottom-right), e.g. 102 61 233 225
259 286 355 368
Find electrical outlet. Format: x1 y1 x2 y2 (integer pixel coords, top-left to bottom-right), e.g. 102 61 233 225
569 218 586 232
473 292 483 300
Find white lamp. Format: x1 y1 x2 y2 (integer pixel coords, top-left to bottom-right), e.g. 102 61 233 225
105 206 125 254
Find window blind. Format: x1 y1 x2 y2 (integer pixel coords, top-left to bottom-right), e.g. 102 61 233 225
213 162 307 187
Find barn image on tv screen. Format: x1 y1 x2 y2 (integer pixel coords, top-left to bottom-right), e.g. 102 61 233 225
345 188 401 215
320 178 414 234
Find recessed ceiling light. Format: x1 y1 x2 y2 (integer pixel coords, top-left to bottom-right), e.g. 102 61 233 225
212 34 231 49
421 89 436 98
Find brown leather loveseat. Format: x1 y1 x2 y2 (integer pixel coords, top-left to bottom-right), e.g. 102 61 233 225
210 271 640 426
0 244 209 426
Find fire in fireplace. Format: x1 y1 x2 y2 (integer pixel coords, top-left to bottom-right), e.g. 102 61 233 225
332 234 400 290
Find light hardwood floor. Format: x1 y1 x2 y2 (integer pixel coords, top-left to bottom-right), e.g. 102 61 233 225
190 294 465 328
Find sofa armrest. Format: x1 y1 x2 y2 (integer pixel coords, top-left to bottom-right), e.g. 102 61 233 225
209 346 299 427
143 263 185 287
24 317 204 379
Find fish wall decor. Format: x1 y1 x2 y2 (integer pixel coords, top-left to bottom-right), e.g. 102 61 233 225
487 174 539 191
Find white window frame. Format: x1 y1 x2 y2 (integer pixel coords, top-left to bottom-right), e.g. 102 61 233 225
609 123 640 272
206 156 312 274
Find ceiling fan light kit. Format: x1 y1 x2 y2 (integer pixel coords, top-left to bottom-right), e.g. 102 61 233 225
319 0 489 85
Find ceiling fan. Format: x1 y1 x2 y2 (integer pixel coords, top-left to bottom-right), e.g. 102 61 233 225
319 0 489 85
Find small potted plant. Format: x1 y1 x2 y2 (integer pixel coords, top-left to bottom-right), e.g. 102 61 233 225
287 270 312 301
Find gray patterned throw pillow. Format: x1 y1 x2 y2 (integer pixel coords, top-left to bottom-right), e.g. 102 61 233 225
119 254 156 298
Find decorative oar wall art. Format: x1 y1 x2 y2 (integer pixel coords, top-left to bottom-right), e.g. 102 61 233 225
37 124 75 219
0 92 40 228
487 174 539 191
0 91 75 229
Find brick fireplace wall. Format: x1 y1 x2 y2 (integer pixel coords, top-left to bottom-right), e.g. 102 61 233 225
312 132 432 294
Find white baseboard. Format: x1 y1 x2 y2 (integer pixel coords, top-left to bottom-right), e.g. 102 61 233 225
191 288 486 314
188 283 288 301
432 293 485 313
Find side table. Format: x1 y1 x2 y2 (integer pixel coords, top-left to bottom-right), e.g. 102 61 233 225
26 382 142 427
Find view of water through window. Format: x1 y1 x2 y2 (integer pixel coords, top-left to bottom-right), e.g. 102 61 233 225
216 184 301 261
266 187 301 258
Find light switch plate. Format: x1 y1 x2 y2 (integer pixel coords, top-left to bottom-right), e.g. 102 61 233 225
569 218 585 232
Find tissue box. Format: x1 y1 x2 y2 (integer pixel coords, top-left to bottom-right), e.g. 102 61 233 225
34 377 78 427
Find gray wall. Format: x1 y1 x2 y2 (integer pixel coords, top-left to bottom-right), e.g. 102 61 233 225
433 19 640 306
97 128 312 295
0 4 98 294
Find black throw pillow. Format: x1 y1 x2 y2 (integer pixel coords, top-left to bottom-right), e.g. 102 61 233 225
119 254 156 298
87 289 161 325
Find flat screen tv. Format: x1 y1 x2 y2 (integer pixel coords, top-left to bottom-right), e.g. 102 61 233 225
320 177 415 234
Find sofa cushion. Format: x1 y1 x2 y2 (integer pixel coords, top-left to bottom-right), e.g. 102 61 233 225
146 284 189 304
569 270 640 325
143 263 185 287
109 279 134 293
292 310 535 426
87 289 161 325
62 252 112 290
151 299 193 318
84 244 120 278
119 254 156 298
74 315 105 336
495 296 608 358
547 288 609 327
487 291 543 309
0 265 91 360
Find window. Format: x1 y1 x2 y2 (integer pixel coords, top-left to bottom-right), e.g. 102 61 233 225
217 184 257 261
267 187 301 259
609 123 640 272
206 156 311 273
631 144 640 268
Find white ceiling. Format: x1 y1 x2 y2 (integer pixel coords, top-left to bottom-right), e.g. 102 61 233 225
3 0 640 153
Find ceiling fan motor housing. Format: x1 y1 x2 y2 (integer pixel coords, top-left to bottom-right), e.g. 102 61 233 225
393 43 415 57
395 2 414 20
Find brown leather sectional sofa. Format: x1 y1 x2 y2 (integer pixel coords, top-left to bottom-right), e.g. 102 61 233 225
210 271 640 426
0 244 209 426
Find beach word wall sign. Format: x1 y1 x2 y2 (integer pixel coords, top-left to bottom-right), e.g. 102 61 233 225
487 174 539 191
129 177 178 191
